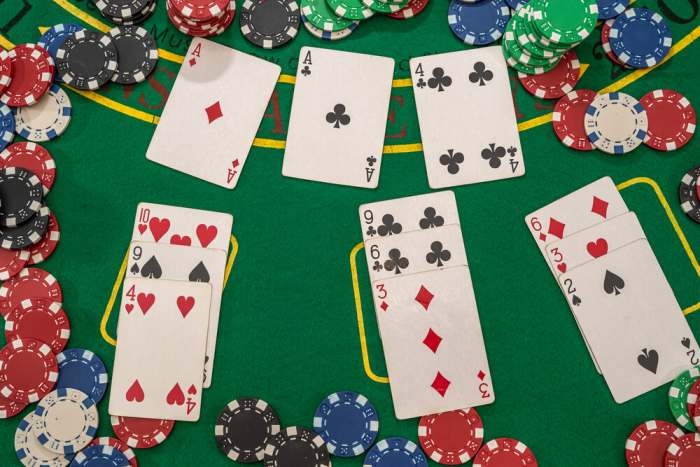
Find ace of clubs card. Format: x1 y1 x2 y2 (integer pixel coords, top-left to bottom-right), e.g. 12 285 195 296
146 38 281 189
282 47 395 189
109 277 212 421
410 47 525 188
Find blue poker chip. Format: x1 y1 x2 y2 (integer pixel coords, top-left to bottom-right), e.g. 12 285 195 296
313 391 379 457
609 8 672 69
38 24 85 83
448 0 511 46
363 437 428 467
505 0 528 10
0 104 14 152
70 444 130 466
596 0 629 20
56 348 109 404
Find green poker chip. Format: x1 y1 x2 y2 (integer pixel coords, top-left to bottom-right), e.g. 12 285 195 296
361 0 408 14
503 18 559 68
514 7 560 59
502 38 560 75
300 0 355 31
530 0 599 46
669 366 700 431
326 0 374 20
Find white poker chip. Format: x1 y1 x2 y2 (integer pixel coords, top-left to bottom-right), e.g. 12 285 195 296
33 388 99 455
584 91 648 155
14 84 72 142
14 412 72 467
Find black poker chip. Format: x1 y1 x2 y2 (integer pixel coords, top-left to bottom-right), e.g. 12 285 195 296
215 397 281 463
0 205 50 250
94 0 152 20
108 26 159 84
109 0 157 25
679 164 700 224
55 29 118 90
0 167 43 228
263 426 331 467
240 0 300 49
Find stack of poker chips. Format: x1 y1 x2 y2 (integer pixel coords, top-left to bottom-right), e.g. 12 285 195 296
167 0 237 37
679 164 700 225
94 0 158 25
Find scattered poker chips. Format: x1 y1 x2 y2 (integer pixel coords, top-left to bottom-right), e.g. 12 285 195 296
473 438 538 466
0 204 51 250
15 412 73 467
418 408 484 465
215 397 281 463
56 349 108 405
111 415 175 449
0 104 15 152
240 0 300 48
640 89 696 151
313 391 379 457
37 24 85 82
0 44 55 108
665 433 700 466
27 211 60 264
679 165 700 224
447 0 510 46
669 366 700 431
168 0 237 37
108 27 159 84
0 167 43 227
72 444 130 466
609 8 672 69
0 267 63 314
33 388 99 455
625 420 684 467
13 83 72 142
5 298 70 354
95 0 157 25
552 89 597 151
88 437 138 467
55 30 118 90
0 337 58 403
584 91 648 155
0 142 57 196
518 50 580 99
364 437 428 467
263 426 331 467
0 49 12 96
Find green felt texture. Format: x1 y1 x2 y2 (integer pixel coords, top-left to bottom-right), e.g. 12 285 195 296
0 0 699 465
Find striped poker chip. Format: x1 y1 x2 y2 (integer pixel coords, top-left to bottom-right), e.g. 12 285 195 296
300 11 358 40
0 204 51 250
552 89 597 151
0 337 58 403
364 437 428 467
473 437 538 466
584 92 648 155
111 415 175 449
418 408 483 464
387 0 429 19
669 366 700 430
609 8 672 69
0 104 15 152
55 30 117 91
601 18 630 68
14 412 73 466
5 298 70 354
518 50 580 100
0 44 54 108
0 142 56 195
108 27 159 85
0 243 29 282
94 0 152 20
0 167 44 227
56 348 108 405
625 420 683 467
665 433 700 466
215 397 280 462
640 89 696 151
241 0 300 48
88 436 138 467
0 49 12 95
313 391 379 457
71 444 130 466
14 83 71 142
170 0 230 21
0 392 27 419
0 266 63 311
27 211 60 265
34 388 99 455
264 426 332 467
679 165 700 224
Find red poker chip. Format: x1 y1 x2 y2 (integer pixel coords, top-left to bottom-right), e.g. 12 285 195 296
0 49 12 96
89 436 138 467
0 247 29 284
601 19 630 69
170 0 230 22
5 298 70 354
665 433 700 466
473 438 538 467
518 50 581 100
694 394 700 430
0 267 63 313
111 415 175 449
167 0 235 36
418 408 483 464
640 89 696 151
388 0 429 19
0 142 56 195
27 212 60 265
0 392 27 419
552 89 597 151
625 420 684 467
0 44 54 108
0 337 58 403
686 378 700 426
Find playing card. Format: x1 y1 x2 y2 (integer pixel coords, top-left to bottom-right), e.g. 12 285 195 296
282 47 394 188
559 239 699 403
131 202 233 252
146 38 280 189
109 277 212 421
126 241 226 388
410 47 525 188
546 212 645 277
371 266 494 419
364 224 467 282
358 191 460 242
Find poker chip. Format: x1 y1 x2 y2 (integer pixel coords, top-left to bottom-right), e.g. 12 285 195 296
505 0 528 9
640 89 696 151
56 348 108 405
215 397 281 463
88 437 138 467
37 24 85 83
679 165 700 224
13 83 72 142
5 298 70 354
0 266 63 312
530 0 599 46
27 211 60 265
597 0 628 20
0 142 56 195
669 366 700 431
584 92 648 154
0 337 58 403
300 0 355 31
0 247 29 282
0 167 43 227
363 0 409 14
0 44 54 108
518 50 580 99
71 444 130 466
625 420 684 467
0 49 12 96
552 89 597 151
15 412 73 467
687 378 700 425
109 0 157 26
111 415 175 449
387 0 429 19
665 433 700 466
609 8 672 69
363 437 429 467
515 7 556 59
601 18 629 68
34 388 98 455
313 391 379 457
170 0 230 22
418 408 484 464
301 12 359 40
239 0 300 48
0 204 51 250
0 392 27 419
473 438 538 466
326 0 374 20
0 104 15 152
108 27 159 84
448 0 510 46
95 0 152 20
263 426 331 467
167 0 236 37
55 30 118 90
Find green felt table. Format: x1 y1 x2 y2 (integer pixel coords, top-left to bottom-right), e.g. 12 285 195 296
1 0 699 465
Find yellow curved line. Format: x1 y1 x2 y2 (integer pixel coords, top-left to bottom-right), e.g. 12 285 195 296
350 242 390 384
100 234 239 346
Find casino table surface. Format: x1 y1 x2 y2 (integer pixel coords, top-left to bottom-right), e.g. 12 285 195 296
1 0 700 465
